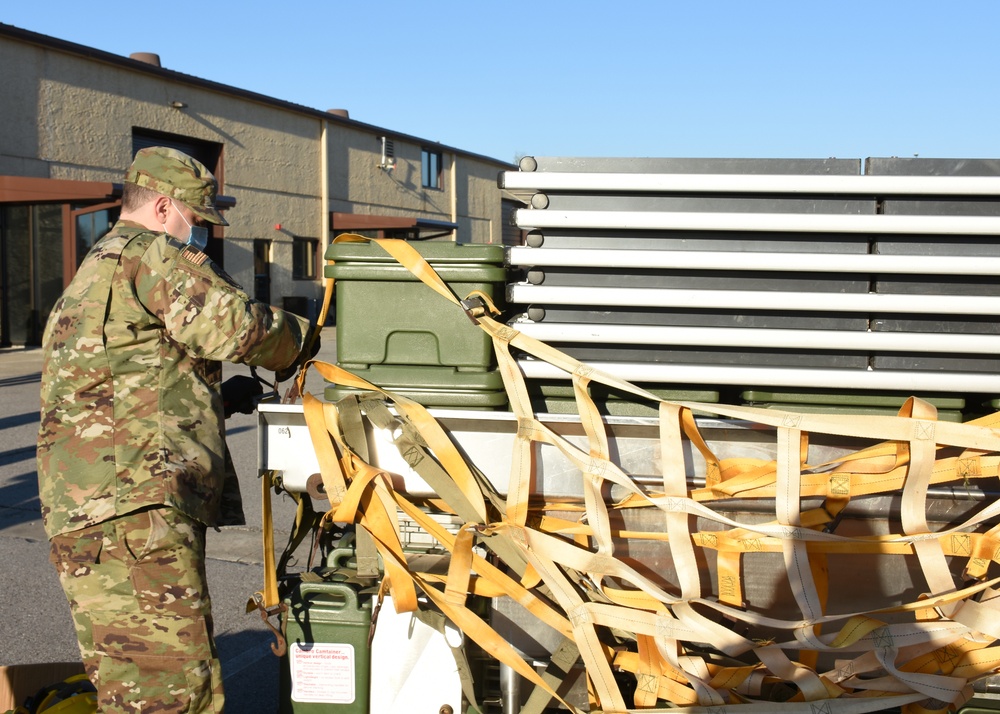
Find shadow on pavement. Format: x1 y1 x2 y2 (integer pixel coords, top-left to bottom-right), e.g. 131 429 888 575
0 372 41 388
216 628 281 712
0 411 40 431
0 471 42 532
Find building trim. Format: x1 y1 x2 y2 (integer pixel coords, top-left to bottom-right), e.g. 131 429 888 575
0 23 514 170
0 176 117 204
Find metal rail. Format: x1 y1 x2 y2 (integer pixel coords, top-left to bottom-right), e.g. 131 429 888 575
507 247 1000 276
514 209 1000 235
501 171 1000 195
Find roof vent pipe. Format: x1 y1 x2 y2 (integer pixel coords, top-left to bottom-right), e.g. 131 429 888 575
327 109 350 119
129 52 161 67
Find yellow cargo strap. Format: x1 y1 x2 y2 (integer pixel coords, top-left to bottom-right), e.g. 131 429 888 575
297 364 584 713
272 236 1000 713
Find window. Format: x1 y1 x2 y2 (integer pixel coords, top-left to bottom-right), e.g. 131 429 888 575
421 148 442 189
0 204 63 345
292 237 319 280
74 207 116 267
253 239 271 303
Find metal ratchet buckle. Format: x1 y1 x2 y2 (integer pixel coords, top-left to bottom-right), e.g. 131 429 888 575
460 295 487 325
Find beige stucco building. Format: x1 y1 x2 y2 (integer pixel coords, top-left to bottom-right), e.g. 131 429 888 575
0 23 517 345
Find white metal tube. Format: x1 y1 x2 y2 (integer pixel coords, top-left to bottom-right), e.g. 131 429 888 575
514 209 1000 235
501 172 1000 196
506 284 1000 315
517 359 1000 393
513 323 1000 354
507 247 1000 276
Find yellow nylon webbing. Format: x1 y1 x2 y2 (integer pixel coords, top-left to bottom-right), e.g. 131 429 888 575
276 236 1000 713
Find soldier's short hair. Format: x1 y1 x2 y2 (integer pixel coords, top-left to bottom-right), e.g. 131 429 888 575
121 182 162 213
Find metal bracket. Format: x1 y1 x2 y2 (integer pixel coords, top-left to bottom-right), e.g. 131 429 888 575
252 592 289 657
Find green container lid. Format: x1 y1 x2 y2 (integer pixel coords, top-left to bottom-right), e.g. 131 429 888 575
326 241 506 282
328 262 508 282
327 240 504 264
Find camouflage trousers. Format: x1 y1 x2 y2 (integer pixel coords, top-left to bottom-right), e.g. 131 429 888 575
49 506 224 713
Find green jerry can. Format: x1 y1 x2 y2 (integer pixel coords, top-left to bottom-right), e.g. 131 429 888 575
280 578 373 713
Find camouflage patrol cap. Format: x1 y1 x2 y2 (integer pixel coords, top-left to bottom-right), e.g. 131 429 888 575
125 146 229 226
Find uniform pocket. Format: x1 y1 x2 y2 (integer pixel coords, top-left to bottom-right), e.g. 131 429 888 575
92 611 219 713
124 507 211 620
49 525 103 576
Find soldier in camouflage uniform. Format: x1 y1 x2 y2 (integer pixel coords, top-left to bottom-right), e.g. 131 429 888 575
37 146 315 713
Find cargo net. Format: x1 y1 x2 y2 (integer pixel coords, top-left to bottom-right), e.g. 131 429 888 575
298 239 1000 714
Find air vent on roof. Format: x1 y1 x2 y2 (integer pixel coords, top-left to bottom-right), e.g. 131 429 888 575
129 52 162 67
327 109 350 119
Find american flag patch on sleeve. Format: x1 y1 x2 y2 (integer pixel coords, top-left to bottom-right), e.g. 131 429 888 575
181 246 209 266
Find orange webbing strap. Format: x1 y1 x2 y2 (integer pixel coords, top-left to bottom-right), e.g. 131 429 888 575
691 453 1000 502
306 361 490 524
256 469 280 608
304 362 1000 711
297 372 585 713
300 238 1000 711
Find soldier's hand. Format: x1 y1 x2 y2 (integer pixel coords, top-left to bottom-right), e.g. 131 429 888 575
275 328 321 383
221 375 264 417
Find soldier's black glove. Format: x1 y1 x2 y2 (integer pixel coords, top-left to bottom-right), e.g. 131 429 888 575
275 328 322 383
221 375 264 417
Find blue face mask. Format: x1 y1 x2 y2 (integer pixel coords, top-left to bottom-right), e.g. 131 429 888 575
171 201 209 251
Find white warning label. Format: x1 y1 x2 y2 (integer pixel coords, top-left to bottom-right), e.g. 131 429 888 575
289 642 356 703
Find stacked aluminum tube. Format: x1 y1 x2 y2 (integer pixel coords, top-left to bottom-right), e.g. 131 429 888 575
500 157 1000 415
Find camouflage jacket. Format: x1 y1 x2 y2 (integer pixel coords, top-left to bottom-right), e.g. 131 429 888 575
37 221 310 538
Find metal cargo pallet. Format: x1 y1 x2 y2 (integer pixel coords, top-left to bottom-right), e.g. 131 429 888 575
501 157 1000 400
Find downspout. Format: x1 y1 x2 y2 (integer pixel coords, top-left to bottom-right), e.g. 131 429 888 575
449 152 458 242
320 117 330 283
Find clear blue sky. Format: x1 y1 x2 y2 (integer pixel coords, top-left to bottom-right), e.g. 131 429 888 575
4 1 1000 164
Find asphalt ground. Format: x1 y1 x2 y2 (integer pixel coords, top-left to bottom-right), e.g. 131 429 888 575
0 326 338 712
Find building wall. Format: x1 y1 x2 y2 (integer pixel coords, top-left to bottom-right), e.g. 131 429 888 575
0 28 510 341
327 125 504 245
0 39 54 177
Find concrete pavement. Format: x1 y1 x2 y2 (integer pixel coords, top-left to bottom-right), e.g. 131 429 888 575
0 326 338 712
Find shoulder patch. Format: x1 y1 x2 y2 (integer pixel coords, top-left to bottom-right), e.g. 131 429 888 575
181 246 209 266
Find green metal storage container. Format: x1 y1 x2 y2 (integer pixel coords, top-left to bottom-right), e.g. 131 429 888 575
326 242 506 371
280 576 373 714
